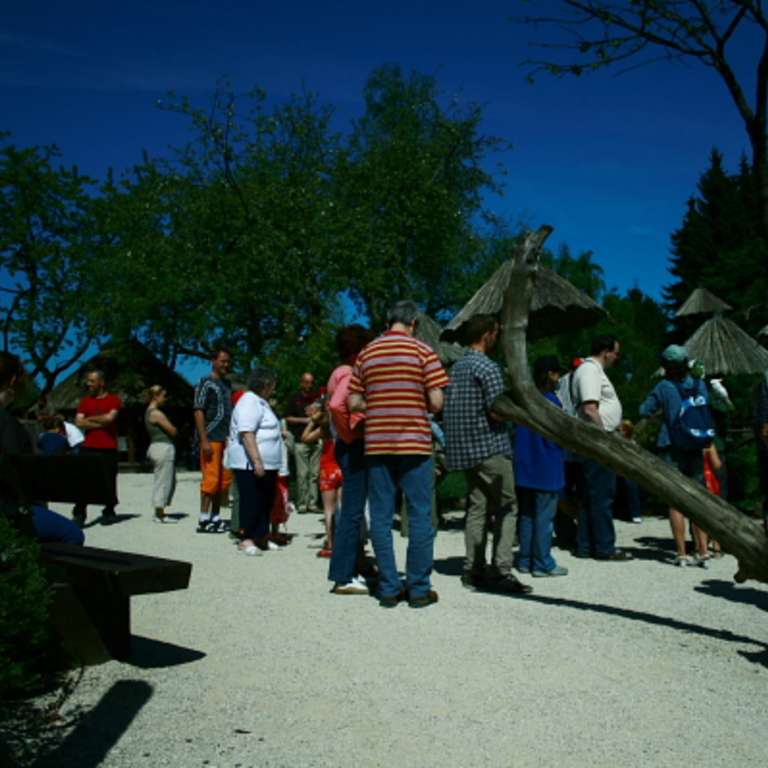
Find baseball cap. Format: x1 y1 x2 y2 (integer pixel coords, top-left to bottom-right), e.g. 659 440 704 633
661 344 688 363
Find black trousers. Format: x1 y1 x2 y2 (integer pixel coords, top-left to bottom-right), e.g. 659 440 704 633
72 447 119 518
234 469 277 540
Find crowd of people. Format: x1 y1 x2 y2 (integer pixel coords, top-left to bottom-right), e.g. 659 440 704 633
146 300 751 607
2 296 767 608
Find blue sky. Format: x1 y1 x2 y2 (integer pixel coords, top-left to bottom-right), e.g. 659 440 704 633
1 2 760 381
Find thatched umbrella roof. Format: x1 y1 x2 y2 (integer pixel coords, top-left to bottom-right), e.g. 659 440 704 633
414 313 464 365
684 315 768 376
675 287 732 318
46 339 194 411
441 263 605 344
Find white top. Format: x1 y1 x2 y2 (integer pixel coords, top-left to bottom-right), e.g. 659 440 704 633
571 357 622 433
64 421 85 447
226 392 282 470
278 419 289 477
556 373 577 417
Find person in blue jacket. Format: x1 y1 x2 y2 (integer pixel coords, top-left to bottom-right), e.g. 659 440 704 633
513 355 568 577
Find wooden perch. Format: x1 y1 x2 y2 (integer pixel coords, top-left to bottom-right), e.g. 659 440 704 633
492 227 768 585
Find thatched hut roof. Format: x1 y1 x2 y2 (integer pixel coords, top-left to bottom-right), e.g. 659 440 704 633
414 313 464 365
441 263 605 344
684 315 768 376
46 339 194 411
675 288 732 318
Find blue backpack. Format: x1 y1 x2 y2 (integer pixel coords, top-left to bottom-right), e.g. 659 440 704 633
670 379 716 450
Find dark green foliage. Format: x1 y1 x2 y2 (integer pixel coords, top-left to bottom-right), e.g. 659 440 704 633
0 517 51 697
40 66 505 386
436 470 468 503
337 65 505 328
0 137 99 393
664 150 768 338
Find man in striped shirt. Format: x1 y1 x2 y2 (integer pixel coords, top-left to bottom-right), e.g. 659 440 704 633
348 301 450 608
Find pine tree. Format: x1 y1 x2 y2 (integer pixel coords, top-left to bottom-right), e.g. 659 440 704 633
664 150 768 335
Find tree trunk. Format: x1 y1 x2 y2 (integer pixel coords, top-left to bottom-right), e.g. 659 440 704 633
493 227 768 585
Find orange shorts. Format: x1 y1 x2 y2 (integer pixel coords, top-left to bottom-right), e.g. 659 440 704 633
200 440 233 495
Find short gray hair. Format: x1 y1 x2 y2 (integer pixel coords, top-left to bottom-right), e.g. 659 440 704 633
246 366 277 395
387 300 419 328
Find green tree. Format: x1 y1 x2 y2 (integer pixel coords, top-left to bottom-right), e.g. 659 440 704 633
337 65 505 328
543 242 606 300
0 136 97 393
664 149 767 333
518 1 768 238
84 155 218 368
91 86 348 380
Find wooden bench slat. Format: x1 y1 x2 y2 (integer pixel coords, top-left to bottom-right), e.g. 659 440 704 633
42 543 192 596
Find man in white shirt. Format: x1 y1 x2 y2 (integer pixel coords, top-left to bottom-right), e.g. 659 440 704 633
571 334 632 561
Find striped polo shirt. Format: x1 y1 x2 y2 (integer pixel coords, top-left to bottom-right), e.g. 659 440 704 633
349 330 450 455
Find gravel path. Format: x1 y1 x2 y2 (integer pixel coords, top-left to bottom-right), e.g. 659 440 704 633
37 471 768 768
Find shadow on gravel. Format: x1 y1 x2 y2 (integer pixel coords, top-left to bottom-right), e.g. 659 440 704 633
82 513 142 528
433 556 464 576
129 636 206 668
33 679 153 768
522 594 768 664
630 535 678 563
164 513 189 522
694 579 768 612
739 648 768 668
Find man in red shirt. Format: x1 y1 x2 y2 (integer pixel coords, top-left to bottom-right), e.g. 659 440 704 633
348 301 449 608
73 369 122 525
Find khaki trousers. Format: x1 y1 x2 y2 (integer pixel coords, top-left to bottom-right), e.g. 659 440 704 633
294 439 321 511
464 454 517 576
147 442 176 509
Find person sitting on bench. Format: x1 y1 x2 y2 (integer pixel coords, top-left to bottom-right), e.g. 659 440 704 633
0 351 84 546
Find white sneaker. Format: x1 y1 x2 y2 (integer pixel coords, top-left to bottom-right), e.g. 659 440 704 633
693 554 710 569
333 579 369 595
674 555 691 567
266 540 280 551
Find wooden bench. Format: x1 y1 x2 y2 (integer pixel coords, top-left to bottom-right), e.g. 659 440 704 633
3 453 193 664
41 543 192 663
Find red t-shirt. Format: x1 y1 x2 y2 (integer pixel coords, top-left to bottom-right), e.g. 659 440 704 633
78 394 123 450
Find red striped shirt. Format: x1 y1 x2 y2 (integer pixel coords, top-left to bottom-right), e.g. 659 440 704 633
349 331 449 455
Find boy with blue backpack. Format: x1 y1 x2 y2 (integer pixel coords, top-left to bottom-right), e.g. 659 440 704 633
639 344 716 567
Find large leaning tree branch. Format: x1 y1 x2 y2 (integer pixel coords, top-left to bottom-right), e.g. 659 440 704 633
491 226 768 585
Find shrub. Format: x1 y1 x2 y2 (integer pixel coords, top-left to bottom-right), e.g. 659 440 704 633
0 517 51 697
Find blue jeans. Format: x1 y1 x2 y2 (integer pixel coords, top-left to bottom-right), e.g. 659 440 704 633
367 454 435 599
578 459 617 556
33 504 85 545
515 488 558 572
328 439 367 584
